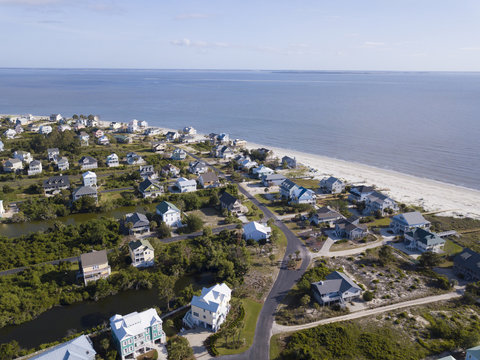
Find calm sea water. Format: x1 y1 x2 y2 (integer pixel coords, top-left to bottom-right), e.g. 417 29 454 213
1 68 479 190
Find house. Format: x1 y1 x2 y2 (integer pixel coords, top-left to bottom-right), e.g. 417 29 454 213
311 271 362 306
3 128 16 139
232 139 247 148
335 218 367 240
198 172 221 188
181 134 196 143
72 186 98 202
87 118 98 128
348 185 375 202
15 125 23 134
43 175 70 196
27 160 42 175
212 145 234 160
145 127 162 136
128 239 154 267
152 141 167 153
252 165 274 179
110 308 165 360
319 176 345 194
78 132 90 146
290 187 317 205
262 173 287 187
110 121 122 130
73 123 85 132
404 228 445 253
280 179 301 199
281 156 297 169
97 135 110 146
39 125 52 134
79 250 111 285
183 283 232 332
126 152 145 165
139 120 148 129
238 157 258 170
364 191 398 215
139 165 157 180
0 200 4 218
171 148 186 160
161 164 180 178
166 131 180 141
114 135 132 144
13 150 33 164
57 156 69 170
217 133 229 143
82 171 97 187
124 213 150 236
94 129 104 138
183 126 197 135
3 158 23 172
220 192 247 215
0 140 4 152
390 211 431 234
79 156 98 170
189 160 208 175
310 207 344 226
466 345 480 360
106 153 119 167
30 335 96 360
58 124 72 132
47 148 60 161
175 177 197 193
243 221 272 241
156 201 182 227
127 119 138 133
50 113 62 122
454 248 480 282
138 178 164 198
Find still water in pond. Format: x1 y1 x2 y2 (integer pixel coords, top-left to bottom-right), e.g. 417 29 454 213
0 203 157 238
0 272 215 349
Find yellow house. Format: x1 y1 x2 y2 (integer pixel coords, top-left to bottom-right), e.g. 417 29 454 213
79 250 111 285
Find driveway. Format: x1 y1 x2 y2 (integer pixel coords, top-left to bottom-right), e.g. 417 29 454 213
181 328 212 360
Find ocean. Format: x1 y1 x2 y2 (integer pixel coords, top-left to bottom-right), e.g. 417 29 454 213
0 68 479 190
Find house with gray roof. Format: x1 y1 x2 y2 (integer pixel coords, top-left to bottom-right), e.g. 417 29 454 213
364 191 398 215
171 148 186 160
3 158 23 173
454 248 480 281
310 206 345 226
348 185 375 202
311 271 362 306
31 335 96 360
280 179 300 199
138 178 163 198
72 186 98 202
390 211 431 234
262 173 287 187
220 192 247 215
47 147 60 161
319 176 345 194
128 239 154 267
27 160 42 176
189 160 208 175
56 156 69 170
78 156 98 170
335 218 367 241
79 250 110 285
198 171 221 188
124 212 150 235
404 228 445 253
139 164 157 180
281 156 297 169
43 175 70 196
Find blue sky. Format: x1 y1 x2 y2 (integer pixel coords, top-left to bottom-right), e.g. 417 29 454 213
0 0 479 70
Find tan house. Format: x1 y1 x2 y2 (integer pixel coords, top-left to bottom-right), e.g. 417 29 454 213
128 239 154 268
79 250 111 285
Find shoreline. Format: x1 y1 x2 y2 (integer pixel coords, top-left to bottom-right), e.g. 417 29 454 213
242 140 480 219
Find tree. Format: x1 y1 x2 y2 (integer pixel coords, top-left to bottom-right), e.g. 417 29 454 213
157 222 172 239
184 214 204 233
157 275 176 311
418 251 442 268
166 336 194 360
378 245 394 266
363 291 374 301
295 250 301 261
300 294 311 307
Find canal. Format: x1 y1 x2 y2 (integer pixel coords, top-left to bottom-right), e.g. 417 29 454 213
0 203 157 238
0 272 215 349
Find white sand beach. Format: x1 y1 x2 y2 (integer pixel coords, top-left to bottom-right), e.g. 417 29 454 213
245 142 480 219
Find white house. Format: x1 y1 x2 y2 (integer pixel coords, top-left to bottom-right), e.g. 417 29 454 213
3 158 23 172
171 148 187 160
110 309 165 360
50 114 63 122
139 120 148 129
156 201 182 227
189 160 208 175
78 156 98 170
47 148 60 161
128 239 154 267
82 171 97 187
39 125 52 134
3 129 16 139
106 153 119 167
390 211 431 234
13 150 33 164
252 165 274 179
27 160 42 176
290 187 317 205
126 152 145 165
404 228 445 253
319 176 345 194
183 126 197 135
97 135 110 146
127 119 138 133
183 283 232 332
243 221 272 242
31 335 96 360
311 271 362 306
0 140 4 152
57 157 69 171
364 191 398 215
0 200 5 218
175 177 197 193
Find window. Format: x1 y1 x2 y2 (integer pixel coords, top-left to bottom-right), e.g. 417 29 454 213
123 341 127 346
193 312 199 317
203 315 206 319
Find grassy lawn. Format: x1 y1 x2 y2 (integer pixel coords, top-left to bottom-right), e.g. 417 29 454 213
244 200 263 221
443 239 463 255
272 224 288 254
270 334 285 360
187 208 223 227
364 217 392 228
216 298 263 356
291 178 318 190
254 194 285 215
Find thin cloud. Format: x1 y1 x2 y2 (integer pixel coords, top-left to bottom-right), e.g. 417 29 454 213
460 47 480 51
362 41 385 48
0 0 63 4
170 38 228 48
175 13 210 20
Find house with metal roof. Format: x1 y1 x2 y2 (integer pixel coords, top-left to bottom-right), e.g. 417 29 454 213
124 212 150 236
171 148 186 160
390 211 431 234
156 201 182 227
175 177 197 193
262 173 287 187
31 335 96 360
243 221 272 242
183 283 232 332
454 248 480 281
79 250 111 285
311 271 362 306
290 186 317 205
252 165 274 179
319 176 345 194
467 345 480 360
110 308 165 360
280 179 301 199
128 239 154 267
404 228 445 253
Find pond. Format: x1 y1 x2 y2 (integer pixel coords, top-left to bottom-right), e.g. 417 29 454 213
0 272 215 349
0 203 157 238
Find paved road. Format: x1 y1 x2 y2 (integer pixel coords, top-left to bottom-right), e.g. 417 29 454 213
0 254 81 276
159 224 238 244
100 186 134 193
272 289 464 335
